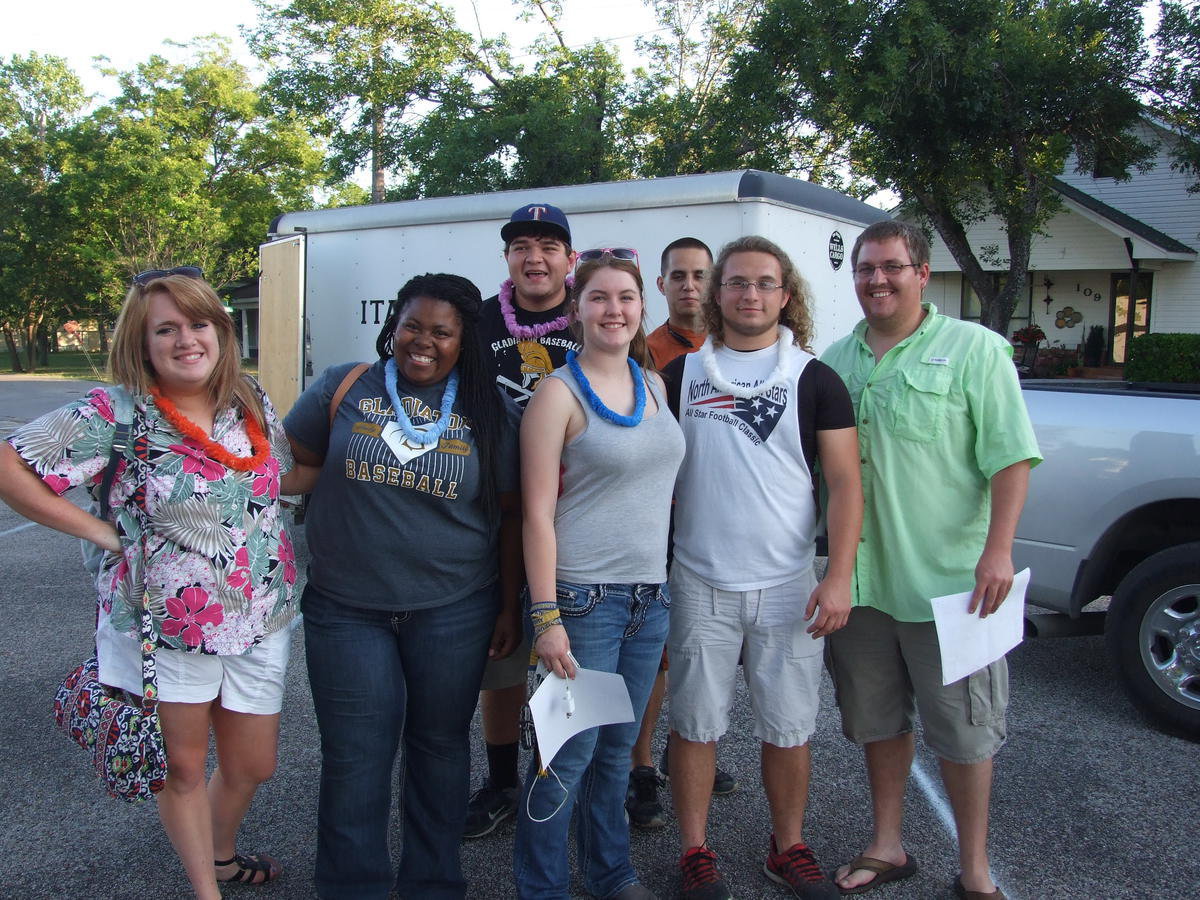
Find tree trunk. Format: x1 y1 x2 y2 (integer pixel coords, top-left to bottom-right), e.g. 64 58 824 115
914 189 1000 328
3 326 26 373
37 324 51 366
23 321 38 372
21 308 45 372
371 108 386 204
981 238 1033 337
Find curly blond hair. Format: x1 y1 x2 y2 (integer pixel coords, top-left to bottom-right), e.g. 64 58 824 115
702 235 814 350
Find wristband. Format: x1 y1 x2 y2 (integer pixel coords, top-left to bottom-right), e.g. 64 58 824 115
531 608 562 638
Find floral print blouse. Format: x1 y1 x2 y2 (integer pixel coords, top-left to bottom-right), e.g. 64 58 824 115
7 382 298 655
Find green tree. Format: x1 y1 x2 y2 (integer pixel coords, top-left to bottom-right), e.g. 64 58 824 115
1148 0 1200 189
247 0 471 202
735 0 1153 335
623 0 806 177
393 0 636 197
395 39 632 197
0 53 90 371
65 38 331 313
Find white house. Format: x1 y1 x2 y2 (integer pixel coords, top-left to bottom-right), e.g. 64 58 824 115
922 118 1199 365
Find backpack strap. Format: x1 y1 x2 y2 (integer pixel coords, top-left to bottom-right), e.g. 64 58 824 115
98 387 135 521
329 363 370 433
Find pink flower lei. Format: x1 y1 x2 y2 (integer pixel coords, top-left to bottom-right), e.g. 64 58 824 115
498 275 574 340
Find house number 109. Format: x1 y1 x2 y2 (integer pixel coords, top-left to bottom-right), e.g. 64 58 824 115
1075 283 1104 303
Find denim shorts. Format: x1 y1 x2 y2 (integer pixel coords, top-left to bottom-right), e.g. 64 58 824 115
826 605 1008 764
667 561 823 747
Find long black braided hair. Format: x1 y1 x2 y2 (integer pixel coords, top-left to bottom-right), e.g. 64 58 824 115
376 273 506 525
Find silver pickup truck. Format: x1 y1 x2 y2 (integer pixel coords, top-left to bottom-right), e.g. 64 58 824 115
1015 381 1200 737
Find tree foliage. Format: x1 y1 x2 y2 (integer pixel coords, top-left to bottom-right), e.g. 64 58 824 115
0 53 89 371
734 0 1153 335
69 39 329 298
247 0 472 201
1148 0 1200 189
0 41 336 370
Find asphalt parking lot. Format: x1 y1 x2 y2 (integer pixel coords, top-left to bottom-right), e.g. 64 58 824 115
1 377 1197 899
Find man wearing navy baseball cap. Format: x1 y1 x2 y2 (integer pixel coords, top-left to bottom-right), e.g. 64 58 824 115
465 201 581 840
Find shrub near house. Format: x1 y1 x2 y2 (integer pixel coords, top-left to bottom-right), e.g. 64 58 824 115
1125 333 1200 384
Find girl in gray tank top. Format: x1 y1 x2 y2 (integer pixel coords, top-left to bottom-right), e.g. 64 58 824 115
514 251 684 899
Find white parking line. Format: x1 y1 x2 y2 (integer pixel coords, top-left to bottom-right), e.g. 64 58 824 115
912 758 1016 900
0 522 35 538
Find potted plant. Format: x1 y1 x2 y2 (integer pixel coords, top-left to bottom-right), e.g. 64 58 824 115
1012 323 1047 345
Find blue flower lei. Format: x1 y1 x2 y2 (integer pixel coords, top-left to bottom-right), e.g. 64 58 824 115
565 350 645 428
384 358 459 446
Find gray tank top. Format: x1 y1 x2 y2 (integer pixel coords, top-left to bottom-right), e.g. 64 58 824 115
549 364 685 585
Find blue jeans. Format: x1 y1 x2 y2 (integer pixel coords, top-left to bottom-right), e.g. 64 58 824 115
303 583 499 900
513 581 669 899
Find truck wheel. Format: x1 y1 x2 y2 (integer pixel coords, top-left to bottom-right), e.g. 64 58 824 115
1105 542 1200 739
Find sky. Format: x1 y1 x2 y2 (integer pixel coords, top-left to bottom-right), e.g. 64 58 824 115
0 0 664 101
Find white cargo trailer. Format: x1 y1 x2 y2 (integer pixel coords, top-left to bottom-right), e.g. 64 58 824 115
258 169 889 415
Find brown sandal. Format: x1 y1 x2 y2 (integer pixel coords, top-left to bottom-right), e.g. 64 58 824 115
835 853 918 895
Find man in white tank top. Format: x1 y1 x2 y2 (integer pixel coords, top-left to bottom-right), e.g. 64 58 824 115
659 236 863 900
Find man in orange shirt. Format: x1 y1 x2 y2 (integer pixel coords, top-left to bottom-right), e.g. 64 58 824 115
646 238 712 369
629 236 739 832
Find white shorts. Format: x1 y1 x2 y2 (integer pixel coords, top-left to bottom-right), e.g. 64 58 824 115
667 562 824 747
96 619 297 715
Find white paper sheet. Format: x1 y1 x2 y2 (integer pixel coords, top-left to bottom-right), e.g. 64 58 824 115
931 568 1030 685
528 665 635 769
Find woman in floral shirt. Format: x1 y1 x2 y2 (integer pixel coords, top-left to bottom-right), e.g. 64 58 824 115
0 270 311 898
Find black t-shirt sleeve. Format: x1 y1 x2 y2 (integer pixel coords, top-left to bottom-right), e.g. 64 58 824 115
661 356 685 420
797 359 856 476
809 360 856 431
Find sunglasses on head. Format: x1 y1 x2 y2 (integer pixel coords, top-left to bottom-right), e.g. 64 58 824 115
576 247 639 267
132 266 204 286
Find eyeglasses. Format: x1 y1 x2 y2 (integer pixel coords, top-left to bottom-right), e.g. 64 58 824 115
576 247 639 267
720 278 782 294
852 262 919 279
132 266 204 286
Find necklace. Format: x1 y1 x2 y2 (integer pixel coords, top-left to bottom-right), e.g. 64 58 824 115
384 358 459 446
565 350 645 428
699 327 797 399
149 386 269 472
498 275 574 340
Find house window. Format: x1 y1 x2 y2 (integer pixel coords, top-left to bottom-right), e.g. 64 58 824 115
1108 272 1152 365
960 274 1032 326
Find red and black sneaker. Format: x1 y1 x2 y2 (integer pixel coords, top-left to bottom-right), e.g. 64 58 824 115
679 845 732 900
763 835 838 898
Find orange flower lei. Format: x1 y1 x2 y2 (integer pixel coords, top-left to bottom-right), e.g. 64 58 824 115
149 385 270 472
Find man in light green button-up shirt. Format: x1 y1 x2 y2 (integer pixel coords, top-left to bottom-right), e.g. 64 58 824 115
821 221 1041 900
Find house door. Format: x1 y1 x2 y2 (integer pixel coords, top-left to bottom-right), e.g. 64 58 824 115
1108 272 1152 365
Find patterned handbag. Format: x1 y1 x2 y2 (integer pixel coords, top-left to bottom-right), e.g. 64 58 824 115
52 587 167 803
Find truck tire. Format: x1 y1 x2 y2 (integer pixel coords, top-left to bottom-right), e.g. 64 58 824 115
1105 542 1200 739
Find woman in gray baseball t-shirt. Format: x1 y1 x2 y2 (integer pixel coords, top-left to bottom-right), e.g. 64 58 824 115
284 273 523 900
